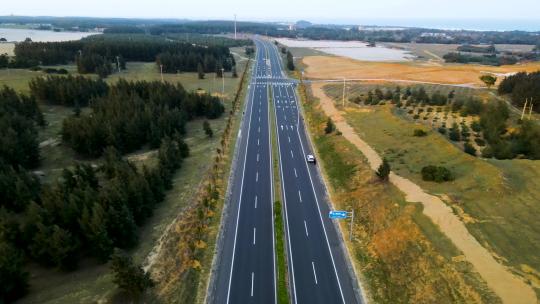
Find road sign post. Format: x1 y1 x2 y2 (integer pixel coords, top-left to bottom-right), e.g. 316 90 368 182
329 210 354 241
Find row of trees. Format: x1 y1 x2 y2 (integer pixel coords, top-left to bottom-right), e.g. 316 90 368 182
13 38 235 76
29 75 108 107
61 79 224 157
443 52 518 66
156 50 234 73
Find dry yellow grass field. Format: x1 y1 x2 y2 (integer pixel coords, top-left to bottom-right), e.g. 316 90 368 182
303 56 540 87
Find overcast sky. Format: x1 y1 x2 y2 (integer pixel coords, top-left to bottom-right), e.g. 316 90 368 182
1 0 539 28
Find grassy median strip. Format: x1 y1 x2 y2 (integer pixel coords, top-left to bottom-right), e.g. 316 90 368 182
269 85 290 304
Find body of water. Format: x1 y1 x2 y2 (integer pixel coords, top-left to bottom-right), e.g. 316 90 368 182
0 28 99 42
277 38 415 61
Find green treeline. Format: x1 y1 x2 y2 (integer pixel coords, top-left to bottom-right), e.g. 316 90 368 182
498 71 540 113
443 52 518 66
13 38 235 77
61 79 224 157
29 75 109 107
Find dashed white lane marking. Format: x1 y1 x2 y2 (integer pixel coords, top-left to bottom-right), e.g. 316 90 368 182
312 262 318 284
258 139 260 146
298 190 302 202
255 196 258 209
288 136 291 143
294 168 297 177
251 272 255 296
253 227 256 245
290 150 294 158
304 220 309 237
257 153 259 162
256 171 259 182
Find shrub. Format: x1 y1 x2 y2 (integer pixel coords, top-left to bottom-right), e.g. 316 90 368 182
449 123 461 141
438 127 447 134
471 121 482 132
413 114 420 120
110 250 154 298
474 138 486 146
421 166 454 183
324 117 335 134
413 129 427 137
464 142 477 156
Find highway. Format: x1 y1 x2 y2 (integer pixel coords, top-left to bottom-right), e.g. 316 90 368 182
209 38 361 304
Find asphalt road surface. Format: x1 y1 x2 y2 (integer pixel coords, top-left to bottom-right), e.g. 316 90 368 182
210 38 362 304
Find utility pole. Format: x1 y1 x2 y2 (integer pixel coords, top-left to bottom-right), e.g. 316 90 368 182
160 64 164 82
234 14 237 40
521 98 529 120
221 68 225 102
342 78 346 107
529 99 534 119
349 210 354 241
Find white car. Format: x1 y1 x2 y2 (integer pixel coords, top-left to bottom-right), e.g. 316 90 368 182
306 154 316 164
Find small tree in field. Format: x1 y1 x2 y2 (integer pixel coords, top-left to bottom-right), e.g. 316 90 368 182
197 63 205 79
324 117 335 134
376 158 391 181
479 75 497 89
203 120 213 138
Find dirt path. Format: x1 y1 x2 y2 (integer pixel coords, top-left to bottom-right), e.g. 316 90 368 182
311 83 537 304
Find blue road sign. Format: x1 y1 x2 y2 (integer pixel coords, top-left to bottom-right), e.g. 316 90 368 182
329 211 348 219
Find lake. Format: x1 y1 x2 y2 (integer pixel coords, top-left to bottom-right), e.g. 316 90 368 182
276 38 415 62
0 28 99 42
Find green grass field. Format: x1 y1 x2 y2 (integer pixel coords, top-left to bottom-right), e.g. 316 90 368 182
343 104 540 290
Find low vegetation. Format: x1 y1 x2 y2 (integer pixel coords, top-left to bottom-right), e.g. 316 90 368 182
328 83 540 160
421 165 454 182
336 100 540 297
298 81 498 303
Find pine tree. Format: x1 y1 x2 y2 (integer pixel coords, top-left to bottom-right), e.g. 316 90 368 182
376 158 391 181
203 120 213 137
0 241 28 303
324 117 335 134
110 249 154 298
197 62 205 79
